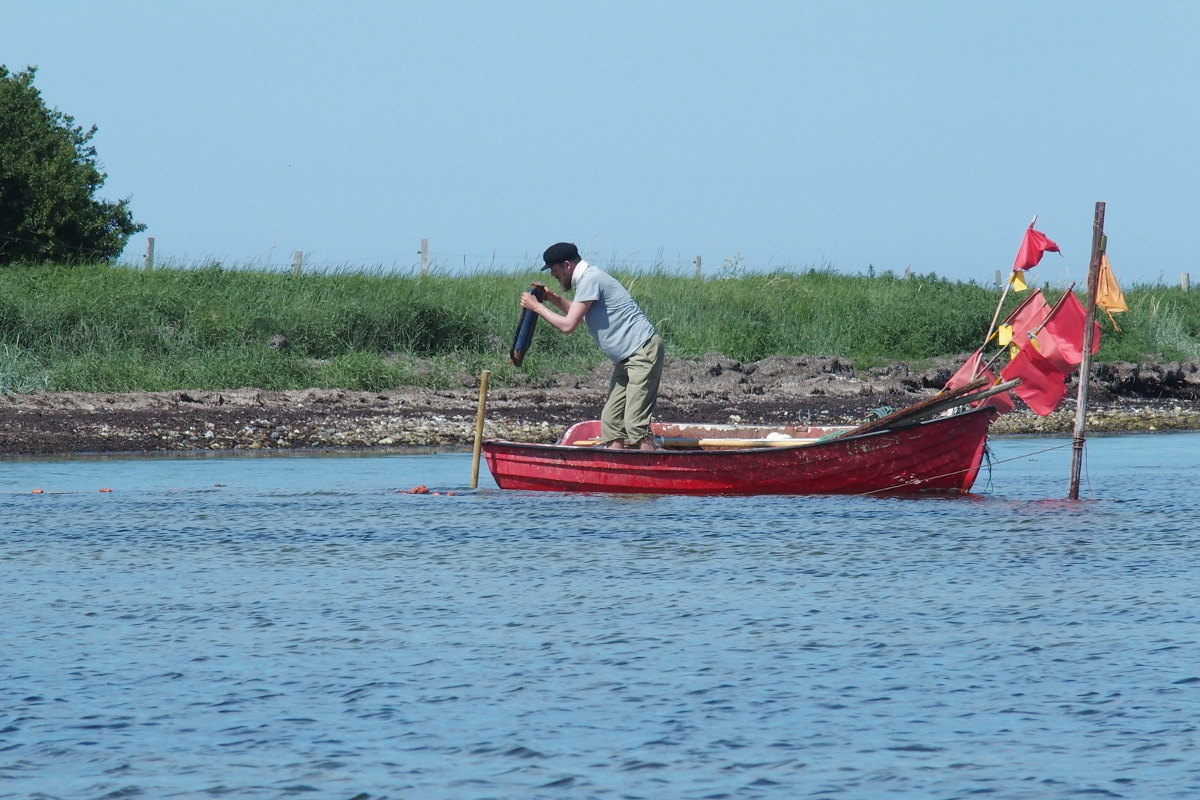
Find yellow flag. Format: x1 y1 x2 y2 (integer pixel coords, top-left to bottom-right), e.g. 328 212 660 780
1011 271 1028 292
1096 254 1127 315
998 324 1014 347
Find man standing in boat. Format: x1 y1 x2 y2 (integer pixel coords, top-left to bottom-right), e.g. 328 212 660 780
520 242 665 451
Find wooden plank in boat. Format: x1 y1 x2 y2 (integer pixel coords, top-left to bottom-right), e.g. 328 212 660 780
570 436 821 449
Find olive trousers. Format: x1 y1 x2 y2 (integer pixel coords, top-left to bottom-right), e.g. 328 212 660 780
600 334 664 446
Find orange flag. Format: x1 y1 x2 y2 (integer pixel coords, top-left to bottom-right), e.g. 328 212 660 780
1001 344 1067 416
1035 291 1101 374
1096 254 1128 328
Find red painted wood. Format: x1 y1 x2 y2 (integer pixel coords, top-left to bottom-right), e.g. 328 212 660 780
482 408 997 496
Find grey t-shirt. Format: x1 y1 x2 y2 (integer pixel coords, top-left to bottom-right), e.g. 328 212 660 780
571 262 656 362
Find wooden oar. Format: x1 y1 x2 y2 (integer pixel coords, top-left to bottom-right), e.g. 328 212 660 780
570 436 821 449
833 377 1020 439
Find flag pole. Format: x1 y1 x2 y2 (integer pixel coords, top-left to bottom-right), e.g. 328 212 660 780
1068 202 1105 500
982 280 1013 356
980 214 1039 361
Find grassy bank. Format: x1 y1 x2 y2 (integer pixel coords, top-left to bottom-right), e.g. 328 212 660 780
1 262 1197 393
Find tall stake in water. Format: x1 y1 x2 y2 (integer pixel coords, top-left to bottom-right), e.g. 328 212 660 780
1069 202 1105 500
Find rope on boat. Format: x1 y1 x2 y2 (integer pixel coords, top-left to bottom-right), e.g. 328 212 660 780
853 440 1076 497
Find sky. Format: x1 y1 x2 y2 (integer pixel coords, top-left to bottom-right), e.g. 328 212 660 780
4 1 1197 285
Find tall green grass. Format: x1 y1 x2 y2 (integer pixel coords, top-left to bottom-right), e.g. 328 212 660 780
0 261 1195 393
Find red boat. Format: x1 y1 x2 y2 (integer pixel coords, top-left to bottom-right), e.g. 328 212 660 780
482 406 997 496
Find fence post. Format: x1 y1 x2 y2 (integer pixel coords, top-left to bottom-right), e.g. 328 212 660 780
995 270 1002 288
145 237 154 272
694 255 702 278
1183 273 1191 292
421 239 428 276
292 251 303 274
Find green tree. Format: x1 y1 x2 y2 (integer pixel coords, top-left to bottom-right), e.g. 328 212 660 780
0 65 145 264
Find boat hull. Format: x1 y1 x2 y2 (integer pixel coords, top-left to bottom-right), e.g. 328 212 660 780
482 407 996 496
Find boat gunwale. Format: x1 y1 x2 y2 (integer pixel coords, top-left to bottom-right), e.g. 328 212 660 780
487 406 997 456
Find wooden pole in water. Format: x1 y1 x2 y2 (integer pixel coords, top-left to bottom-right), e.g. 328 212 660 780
1068 202 1105 500
470 369 491 488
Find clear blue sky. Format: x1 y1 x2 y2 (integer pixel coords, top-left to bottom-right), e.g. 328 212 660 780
5 1 1196 285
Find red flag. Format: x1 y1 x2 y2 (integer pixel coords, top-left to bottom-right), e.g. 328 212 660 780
977 383 1016 414
1035 291 1102 373
1012 225 1060 272
1000 344 1067 416
1001 289 1050 349
946 350 1016 414
946 350 984 391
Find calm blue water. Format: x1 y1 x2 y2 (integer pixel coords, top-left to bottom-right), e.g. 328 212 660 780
2 433 1199 800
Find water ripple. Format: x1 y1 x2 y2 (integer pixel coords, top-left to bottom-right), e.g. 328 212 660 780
1 437 1199 798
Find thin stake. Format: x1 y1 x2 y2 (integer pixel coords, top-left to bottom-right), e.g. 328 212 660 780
1068 202 1104 499
470 369 491 488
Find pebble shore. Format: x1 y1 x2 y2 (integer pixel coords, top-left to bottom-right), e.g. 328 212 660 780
151 404 1200 452
136 413 565 452
1 351 1196 455
3 397 1194 458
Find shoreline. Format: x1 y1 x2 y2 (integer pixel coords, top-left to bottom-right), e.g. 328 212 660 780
1 353 1197 456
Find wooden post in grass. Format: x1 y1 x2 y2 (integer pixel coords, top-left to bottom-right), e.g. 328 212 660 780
694 255 702 278
1068 201 1105 500
144 237 154 271
421 239 428 276
292 251 303 274
1183 273 1191 292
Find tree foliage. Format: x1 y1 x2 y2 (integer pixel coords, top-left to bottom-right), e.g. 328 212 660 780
0 65 145 264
